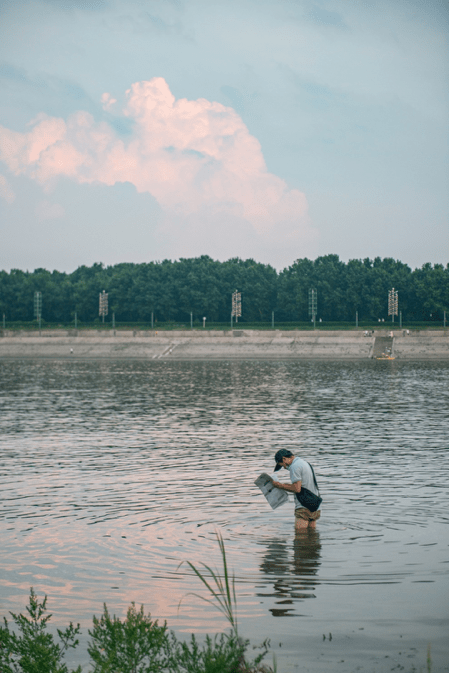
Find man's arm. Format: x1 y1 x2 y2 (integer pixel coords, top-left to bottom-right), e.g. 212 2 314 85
272 479 302 493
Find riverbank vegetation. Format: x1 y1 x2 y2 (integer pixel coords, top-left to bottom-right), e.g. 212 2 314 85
0 535 275 673
0 590 274 673
0 255 448 326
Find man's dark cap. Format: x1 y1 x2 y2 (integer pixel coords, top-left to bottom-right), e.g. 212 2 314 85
274 448 293 472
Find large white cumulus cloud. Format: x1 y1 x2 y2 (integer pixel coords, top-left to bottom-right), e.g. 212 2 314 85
0 78 314 259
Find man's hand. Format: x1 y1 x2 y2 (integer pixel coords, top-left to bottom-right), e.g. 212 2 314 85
272 480 302 493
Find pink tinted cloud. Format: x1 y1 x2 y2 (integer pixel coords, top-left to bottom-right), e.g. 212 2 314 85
0 78 314 249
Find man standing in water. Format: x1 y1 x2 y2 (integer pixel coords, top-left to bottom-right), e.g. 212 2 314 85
272 449 321 530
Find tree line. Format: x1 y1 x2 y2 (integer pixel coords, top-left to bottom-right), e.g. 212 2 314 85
0 255 448 324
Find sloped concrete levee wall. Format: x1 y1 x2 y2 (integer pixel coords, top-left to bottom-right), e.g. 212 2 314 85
393 332 449 359
1 329 448 359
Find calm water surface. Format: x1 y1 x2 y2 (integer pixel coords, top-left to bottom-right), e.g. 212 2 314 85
0 359 448 672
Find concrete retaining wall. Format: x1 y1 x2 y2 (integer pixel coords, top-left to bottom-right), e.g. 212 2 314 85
1 329 448 360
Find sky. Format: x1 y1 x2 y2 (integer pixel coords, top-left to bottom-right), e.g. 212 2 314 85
0 0 448 273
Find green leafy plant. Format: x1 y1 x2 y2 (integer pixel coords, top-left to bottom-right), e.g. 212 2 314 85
87 602 169 673
168 631 246 673
168 631 274 673
0 588 81 673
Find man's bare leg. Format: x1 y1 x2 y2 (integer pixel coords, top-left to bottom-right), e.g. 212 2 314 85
295 517 309 531
295 518 317 531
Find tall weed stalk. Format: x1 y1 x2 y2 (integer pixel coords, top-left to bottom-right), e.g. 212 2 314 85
178 530 238 633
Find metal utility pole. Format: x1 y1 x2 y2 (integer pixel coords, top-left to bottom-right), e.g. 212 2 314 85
34 292 42 333
308 288 317 329
388 288 398 323
231 290 242 326
272 311 274 329
99 290 108 323
190 312 193 329
356 311 358 328
75 312 77 329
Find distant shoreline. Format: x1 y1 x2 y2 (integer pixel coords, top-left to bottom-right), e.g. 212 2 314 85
1 329 448 360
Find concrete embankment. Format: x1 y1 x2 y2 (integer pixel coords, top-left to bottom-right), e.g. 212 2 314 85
1 329 448 360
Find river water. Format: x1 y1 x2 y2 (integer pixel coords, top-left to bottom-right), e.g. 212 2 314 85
0 359 448 672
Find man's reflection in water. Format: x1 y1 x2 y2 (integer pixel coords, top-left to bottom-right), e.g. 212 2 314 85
258 529 321 617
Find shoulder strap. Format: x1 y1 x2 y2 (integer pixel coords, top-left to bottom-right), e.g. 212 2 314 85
306 462 320 494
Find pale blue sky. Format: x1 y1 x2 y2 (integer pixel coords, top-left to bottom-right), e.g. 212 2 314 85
0 0 447 271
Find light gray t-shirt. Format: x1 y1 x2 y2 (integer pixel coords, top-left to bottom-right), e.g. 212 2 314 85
288 457 320 510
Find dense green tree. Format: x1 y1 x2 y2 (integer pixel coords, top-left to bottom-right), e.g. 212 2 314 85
412 263 449 320
0 257 447 325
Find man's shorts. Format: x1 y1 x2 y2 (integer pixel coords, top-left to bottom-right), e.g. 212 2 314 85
295 507 321 522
